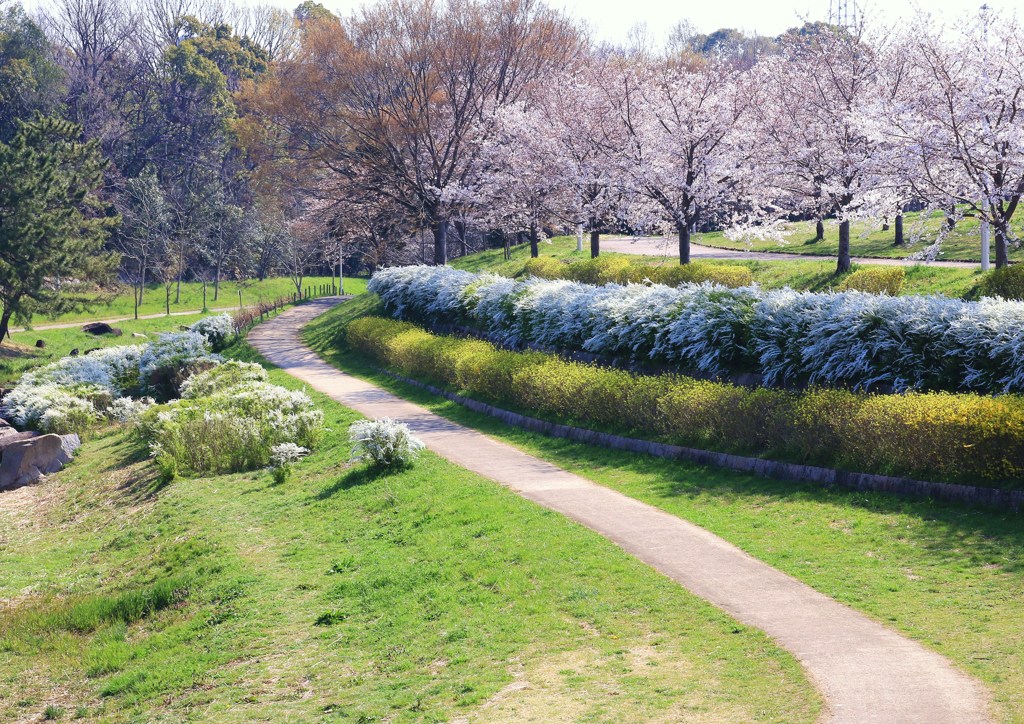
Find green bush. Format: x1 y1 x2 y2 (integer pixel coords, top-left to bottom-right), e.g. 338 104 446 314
839 266 906 295
345 316 1024 486
565 256 633 285
137 373 323 475
522 257 568 279
650 262 754 288
980 265 1024 300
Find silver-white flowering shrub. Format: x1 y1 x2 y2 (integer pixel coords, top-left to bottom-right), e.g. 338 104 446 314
1 316 274 439
270 442 310 467
1 383 103 434
179 360 268 399
348 417 425 468
139 331 221 378
107 395 155 424
368 265 1024 393
190 313 235 351
137 378 323 474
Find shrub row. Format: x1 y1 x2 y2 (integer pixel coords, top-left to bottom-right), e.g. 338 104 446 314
346 316 1024 486
368 265 1024 393
523 256 754 288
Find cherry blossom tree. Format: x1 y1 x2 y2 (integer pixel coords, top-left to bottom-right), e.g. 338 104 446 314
883 10 1024 268
753 23 890 273
614 55 761 264
470 99 574 257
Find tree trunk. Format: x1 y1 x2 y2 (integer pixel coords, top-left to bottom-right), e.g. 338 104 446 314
456 220 467 257
213 260 221 301
590 230 600 258
677 223 691 265
202 279 208 311
837 220 852 274
503 231 511 261
433 219 449 266
946 205 956 231
0 305 14 342
894 214 904 246
995 226 1010 268
134 283 140 320
165 286 171 316
529 225 539 258
575 223 584 252
882 219 890 231
815 219 824 241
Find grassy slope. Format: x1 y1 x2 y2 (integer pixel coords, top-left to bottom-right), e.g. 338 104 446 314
306 295 1024 721
14 275 353 328
692 210 1024 263
453 236 986 298
0 327 818 722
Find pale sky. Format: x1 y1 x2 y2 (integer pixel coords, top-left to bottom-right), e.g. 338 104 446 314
18 0 1014 45
308 0 1008 44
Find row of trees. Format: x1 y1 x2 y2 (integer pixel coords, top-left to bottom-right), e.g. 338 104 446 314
244 2 1024 273
2 0 1023 339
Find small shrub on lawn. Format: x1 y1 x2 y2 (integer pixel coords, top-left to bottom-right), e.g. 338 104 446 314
346 316 1024 485
270 442 309 484
980 264 1024 300
839 266 906 295
349 418 425 468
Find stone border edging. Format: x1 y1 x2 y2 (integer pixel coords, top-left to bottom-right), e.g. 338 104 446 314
380 368 1024 511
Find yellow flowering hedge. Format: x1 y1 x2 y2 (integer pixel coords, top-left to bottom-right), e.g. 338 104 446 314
522 257 753 288
346 316 1024 486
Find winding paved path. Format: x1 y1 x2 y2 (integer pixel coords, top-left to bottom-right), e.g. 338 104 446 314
250 298 991 724
601 236 981 268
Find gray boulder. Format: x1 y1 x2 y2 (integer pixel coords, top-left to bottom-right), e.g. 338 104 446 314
0 434 67 490
60 433 81 460
0 430 40 450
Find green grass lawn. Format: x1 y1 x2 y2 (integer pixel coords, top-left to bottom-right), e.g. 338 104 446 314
454 236 987 298
306 295 1024 721
12 275 363 329
0 331 819 722
692 210 1024 263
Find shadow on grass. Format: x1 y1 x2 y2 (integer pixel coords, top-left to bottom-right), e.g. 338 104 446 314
316 463 407 499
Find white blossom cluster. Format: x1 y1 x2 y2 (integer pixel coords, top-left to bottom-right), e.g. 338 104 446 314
348 417 425 468
369 265 1024 393
189 313 235 351
270 442 310 468
139 331 222 377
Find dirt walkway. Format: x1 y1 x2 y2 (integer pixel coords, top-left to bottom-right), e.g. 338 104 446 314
601 236 980 268
250 298 991 724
